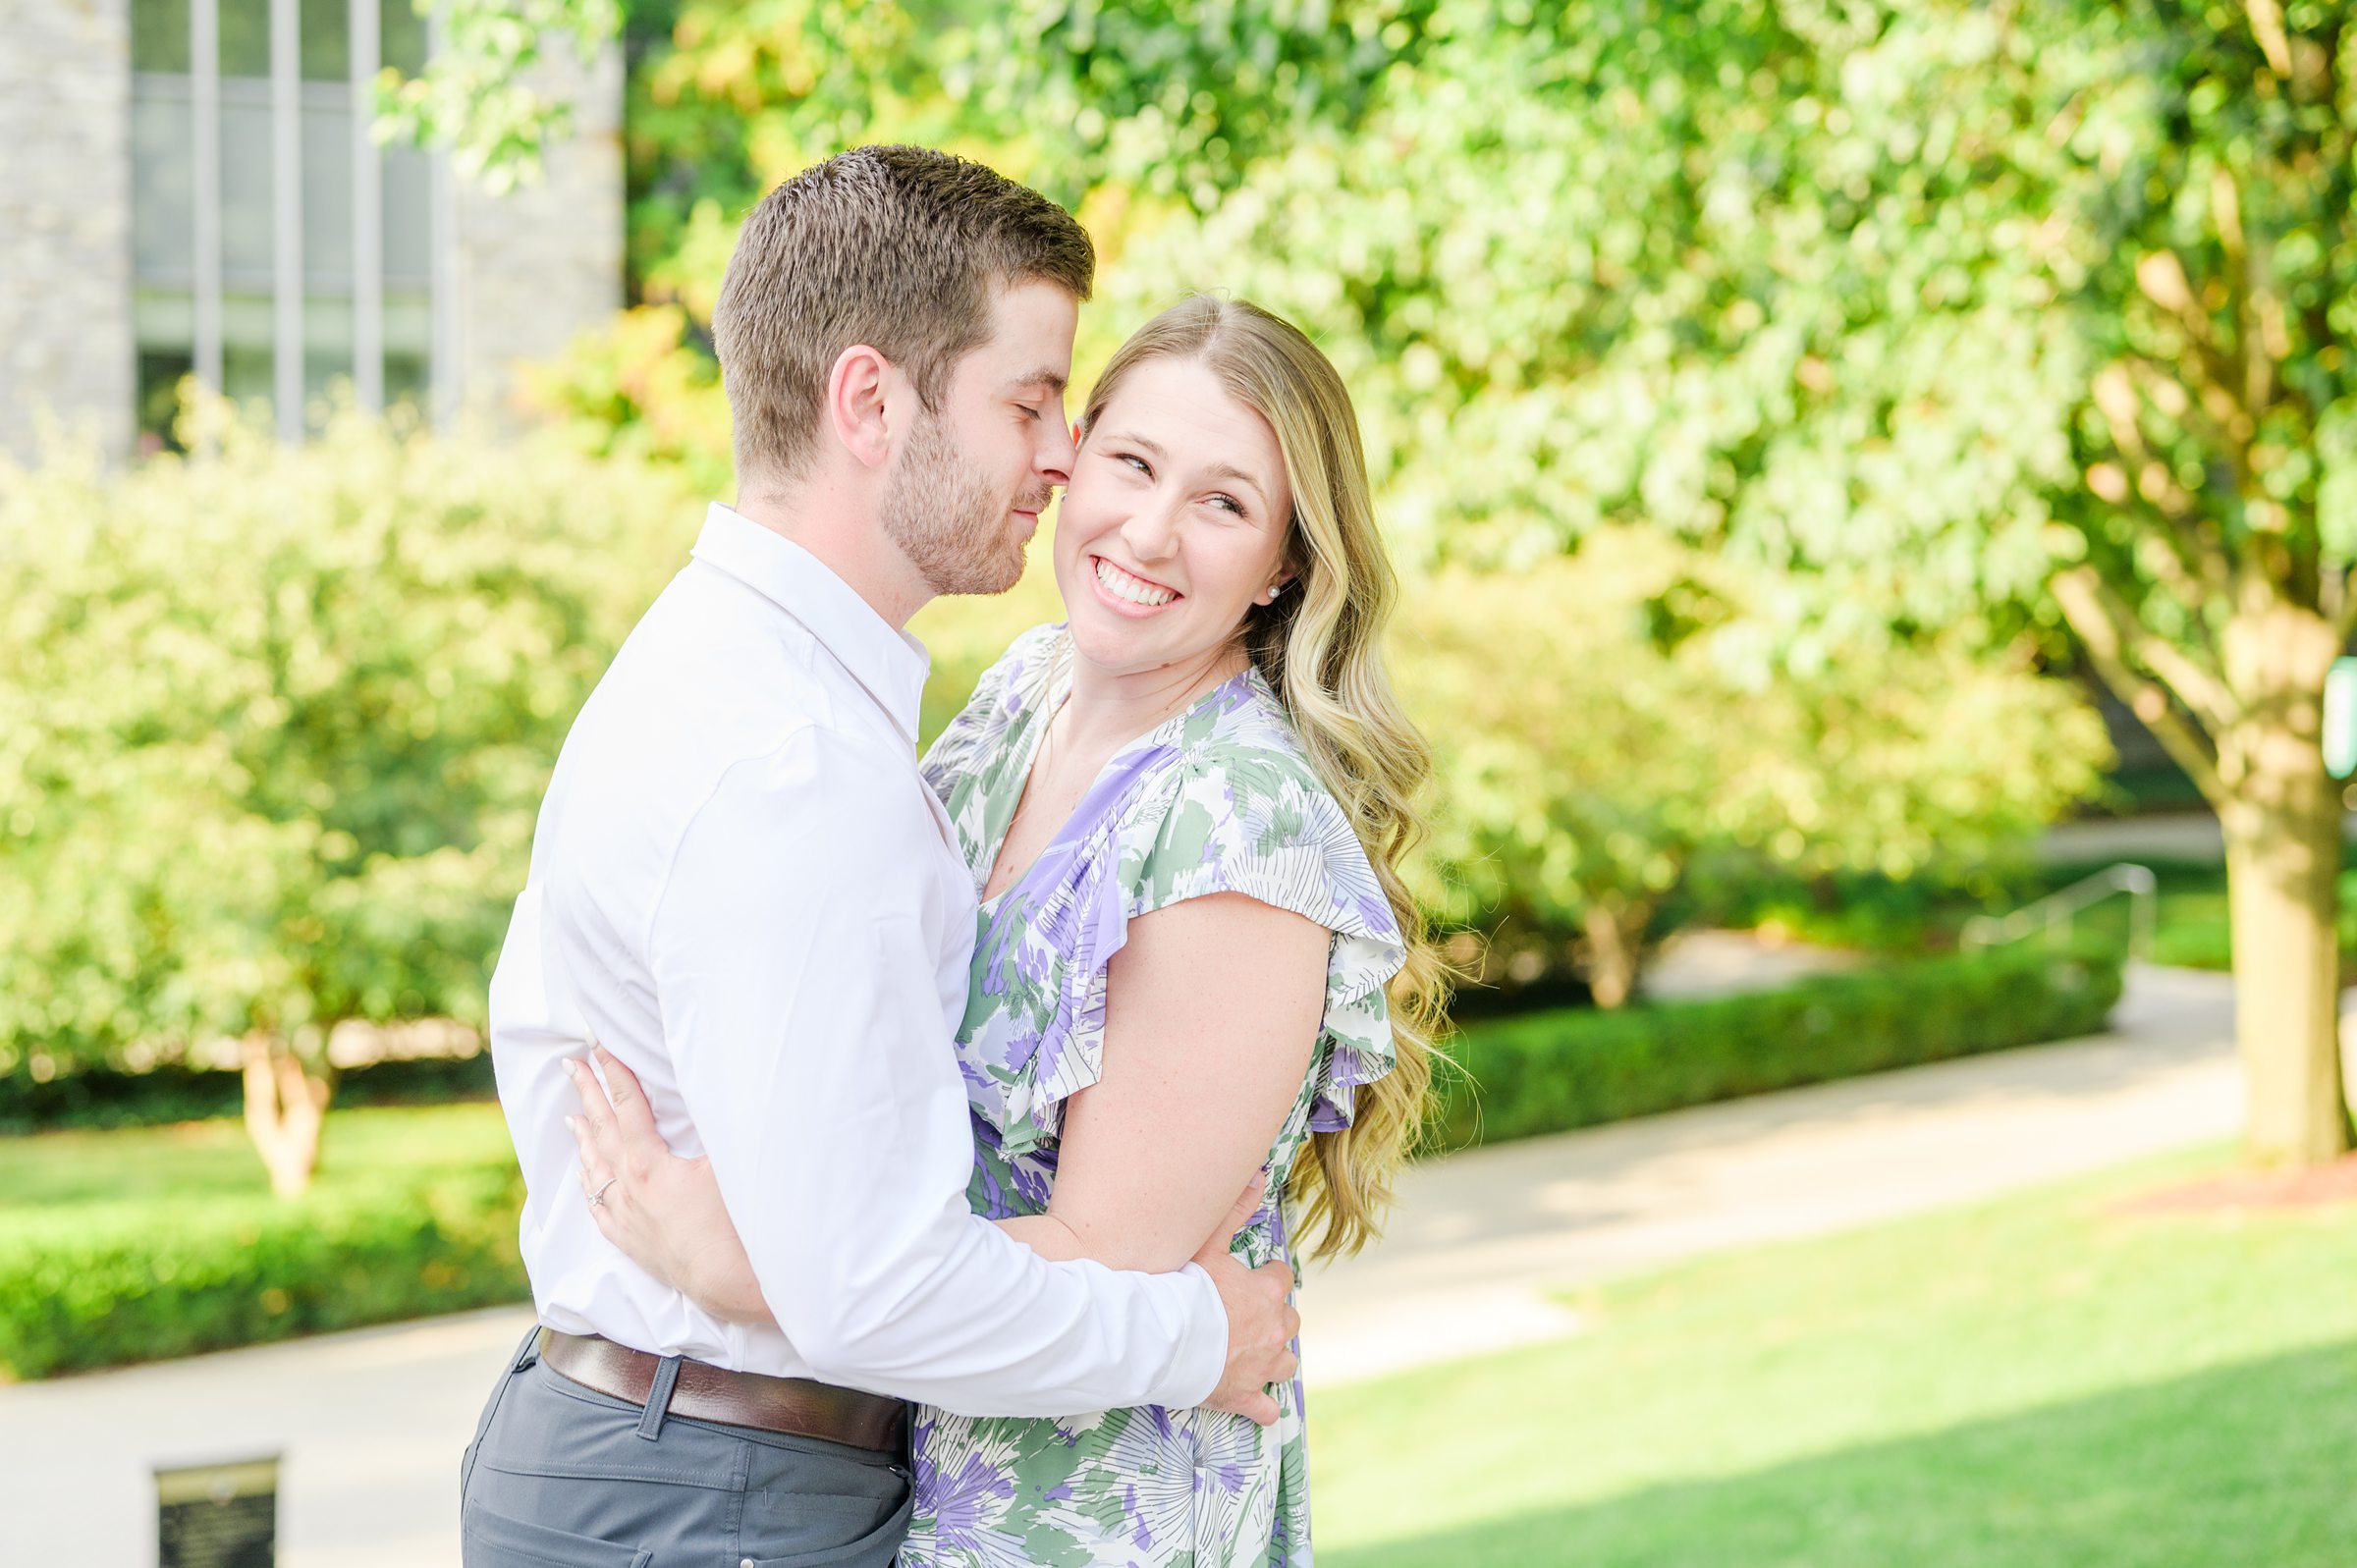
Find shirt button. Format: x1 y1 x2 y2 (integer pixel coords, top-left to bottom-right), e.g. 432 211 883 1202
740 1560 755 1568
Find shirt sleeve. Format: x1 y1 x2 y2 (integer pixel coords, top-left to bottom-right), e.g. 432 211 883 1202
648 725 1228 1418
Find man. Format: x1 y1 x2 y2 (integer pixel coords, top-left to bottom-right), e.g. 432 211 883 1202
461 146 1299 1567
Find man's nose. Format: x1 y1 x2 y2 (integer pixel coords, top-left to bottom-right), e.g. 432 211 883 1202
1037 410 1077 487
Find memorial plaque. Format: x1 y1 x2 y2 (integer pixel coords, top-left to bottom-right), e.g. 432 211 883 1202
157 1454 279 1568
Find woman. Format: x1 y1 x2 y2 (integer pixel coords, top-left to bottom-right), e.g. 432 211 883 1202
567 295 1448 1565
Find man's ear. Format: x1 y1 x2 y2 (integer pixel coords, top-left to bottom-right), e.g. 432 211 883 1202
825 345 899 470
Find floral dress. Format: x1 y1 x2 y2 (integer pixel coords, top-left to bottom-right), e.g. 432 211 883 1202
898 623 1405 1568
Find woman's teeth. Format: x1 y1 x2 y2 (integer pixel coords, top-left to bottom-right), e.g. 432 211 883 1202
1094 558 1177 607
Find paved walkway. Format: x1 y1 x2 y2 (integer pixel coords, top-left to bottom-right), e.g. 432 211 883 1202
1638 926 1861 1000
0 965 2275 1566
2041 806 2357 865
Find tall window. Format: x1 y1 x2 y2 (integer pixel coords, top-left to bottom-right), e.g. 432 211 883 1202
131 0 438 451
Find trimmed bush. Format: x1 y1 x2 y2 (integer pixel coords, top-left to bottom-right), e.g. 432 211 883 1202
0 1052 497 1135
1431 946 2125 1151
0 946 2120 1379
0 1161 524 1380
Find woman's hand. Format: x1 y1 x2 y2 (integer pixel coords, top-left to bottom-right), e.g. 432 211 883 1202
565 1045 773 1325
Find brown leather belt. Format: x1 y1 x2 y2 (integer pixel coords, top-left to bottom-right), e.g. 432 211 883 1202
537 1328 907 1453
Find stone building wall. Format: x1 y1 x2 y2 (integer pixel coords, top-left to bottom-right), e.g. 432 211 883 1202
449 44 627 425
0 18 621 465
0 0 137 465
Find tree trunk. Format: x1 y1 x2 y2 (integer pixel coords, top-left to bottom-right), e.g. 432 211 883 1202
2217 606 2355 1167
1581 895 1653 1009
241 1034 332 1198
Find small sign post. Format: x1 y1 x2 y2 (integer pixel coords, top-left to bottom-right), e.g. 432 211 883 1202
157 1453 280 1568
2328 657 2357 781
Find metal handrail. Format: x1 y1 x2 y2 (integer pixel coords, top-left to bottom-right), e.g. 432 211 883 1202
1959 862 2157 961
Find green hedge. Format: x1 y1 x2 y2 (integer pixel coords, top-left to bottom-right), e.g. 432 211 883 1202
0 1053 497 1135
0 1162 525 1380
0 946 2121 1379
1431 946 2125 1151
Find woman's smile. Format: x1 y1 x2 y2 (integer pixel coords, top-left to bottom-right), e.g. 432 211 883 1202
1089 555 1182 613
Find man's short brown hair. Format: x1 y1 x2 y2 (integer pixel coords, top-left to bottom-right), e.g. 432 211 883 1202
712 145 1096 481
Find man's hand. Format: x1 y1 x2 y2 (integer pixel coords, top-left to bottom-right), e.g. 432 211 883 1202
1191 1178 1300 1427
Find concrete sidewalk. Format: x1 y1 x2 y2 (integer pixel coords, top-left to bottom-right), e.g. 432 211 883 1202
2041 806 2357 864
0 965 2272 1566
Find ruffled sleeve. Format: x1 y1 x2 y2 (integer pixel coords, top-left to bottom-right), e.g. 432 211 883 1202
1131 743 1407 1136
961 684 1405 1157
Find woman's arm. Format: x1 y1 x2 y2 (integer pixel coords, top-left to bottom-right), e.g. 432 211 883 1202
567 891 1327 1310
1025 892 1328 1272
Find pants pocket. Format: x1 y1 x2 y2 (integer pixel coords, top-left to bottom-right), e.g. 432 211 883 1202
461 1501 654 1568
742 1482 915 1568
461 1326 543 1500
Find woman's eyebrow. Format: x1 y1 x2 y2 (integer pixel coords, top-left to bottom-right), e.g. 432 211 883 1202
1099 431 1266 498
1200 460 1264 495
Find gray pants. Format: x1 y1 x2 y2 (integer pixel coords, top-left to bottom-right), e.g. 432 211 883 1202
460 1328 914 1568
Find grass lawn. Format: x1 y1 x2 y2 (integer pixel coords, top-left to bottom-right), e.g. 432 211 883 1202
1309 1147 2357 1567
0 1102 516 1227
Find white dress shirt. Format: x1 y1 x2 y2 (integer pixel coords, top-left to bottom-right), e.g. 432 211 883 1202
487 504 1226 1417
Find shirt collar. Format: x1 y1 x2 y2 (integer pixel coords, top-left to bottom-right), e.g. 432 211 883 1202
690 503 932 746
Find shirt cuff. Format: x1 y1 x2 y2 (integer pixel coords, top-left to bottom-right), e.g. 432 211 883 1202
1159 1261 1230 1409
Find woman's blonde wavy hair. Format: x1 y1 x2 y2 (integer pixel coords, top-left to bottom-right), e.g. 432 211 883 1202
1079 295 1450 1262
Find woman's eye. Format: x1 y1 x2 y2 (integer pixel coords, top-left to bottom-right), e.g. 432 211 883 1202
1119 453 1152 476
1208 494 1245 516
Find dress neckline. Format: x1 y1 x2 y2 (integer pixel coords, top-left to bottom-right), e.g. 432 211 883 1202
974 632 1259 913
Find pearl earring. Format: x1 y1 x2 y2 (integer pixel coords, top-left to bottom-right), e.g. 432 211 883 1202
1266 582 1286 600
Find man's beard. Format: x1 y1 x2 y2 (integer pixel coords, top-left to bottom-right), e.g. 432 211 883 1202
880 409 1043 597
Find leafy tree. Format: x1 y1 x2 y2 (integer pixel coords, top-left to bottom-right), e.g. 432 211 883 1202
375 0 622 191
409 0 1443 437
414 2 2357 1162
1100 0 2357 1164
1398 530 2110 1006
401 0 1434 217
0 404 691 1193
2020 4 2357 1166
